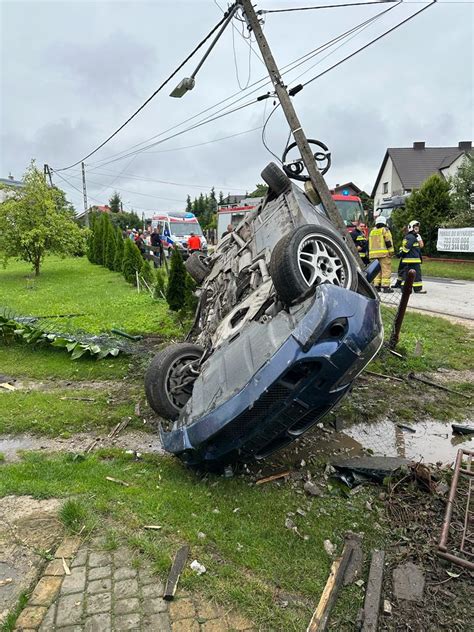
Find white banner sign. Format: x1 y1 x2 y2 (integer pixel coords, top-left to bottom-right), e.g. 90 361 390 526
437 228 474 253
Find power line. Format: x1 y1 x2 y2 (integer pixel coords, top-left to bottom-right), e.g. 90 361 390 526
295 0 438 90
86 12 393 170
54 5 236 171
143 126 262 154
259 0 399 13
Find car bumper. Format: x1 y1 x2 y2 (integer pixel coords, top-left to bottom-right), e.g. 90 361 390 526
161 283 383 466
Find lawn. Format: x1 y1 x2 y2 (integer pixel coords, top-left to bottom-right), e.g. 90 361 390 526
0 255 182 336
391 258 474 281
0 449 384 631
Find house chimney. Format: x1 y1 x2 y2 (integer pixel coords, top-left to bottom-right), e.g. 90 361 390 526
458 141 472 150
413 142 425 150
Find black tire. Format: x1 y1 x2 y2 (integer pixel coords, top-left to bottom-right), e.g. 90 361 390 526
261 162 292 197
185 252 211 284
145 343 203 420
270 224 357 304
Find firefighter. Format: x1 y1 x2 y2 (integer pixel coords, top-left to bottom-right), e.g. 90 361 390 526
349 222 369 265
369 216 394 292
393 224 408 289
398 220 426 293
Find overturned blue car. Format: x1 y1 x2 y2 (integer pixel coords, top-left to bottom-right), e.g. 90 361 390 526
145 163 383 469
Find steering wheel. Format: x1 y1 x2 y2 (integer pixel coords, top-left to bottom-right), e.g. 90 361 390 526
282 139 332 181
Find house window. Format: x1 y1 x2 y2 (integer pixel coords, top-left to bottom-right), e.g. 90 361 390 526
382 182 388 194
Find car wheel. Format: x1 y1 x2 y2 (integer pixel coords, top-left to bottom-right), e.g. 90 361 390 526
270 224 357 304
185 252 211 284
145 343 204 420
261 162 292 197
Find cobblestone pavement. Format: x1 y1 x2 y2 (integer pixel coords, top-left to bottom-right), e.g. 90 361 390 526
14 536 256 632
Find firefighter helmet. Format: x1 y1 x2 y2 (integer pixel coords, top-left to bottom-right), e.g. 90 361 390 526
408 220 420 231
375 216 387 226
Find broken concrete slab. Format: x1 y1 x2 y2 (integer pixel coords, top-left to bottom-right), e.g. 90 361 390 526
331 456 410 485
393 562 425 603
343 533 364 586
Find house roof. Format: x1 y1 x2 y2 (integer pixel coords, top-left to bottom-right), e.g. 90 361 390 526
371 143 473 197
0 177 23 188
330 182 362 194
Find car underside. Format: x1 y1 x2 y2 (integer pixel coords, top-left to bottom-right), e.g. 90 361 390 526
145 163 383 470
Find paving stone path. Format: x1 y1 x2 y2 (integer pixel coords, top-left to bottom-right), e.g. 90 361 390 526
14 536 256 632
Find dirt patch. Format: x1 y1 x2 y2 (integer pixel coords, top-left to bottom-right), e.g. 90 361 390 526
0 496 63 625
0 430 163 463
0 377 130 392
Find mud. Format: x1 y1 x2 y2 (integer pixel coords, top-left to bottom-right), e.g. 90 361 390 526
0 430 163 463
0 496 62 625
0 376 128 392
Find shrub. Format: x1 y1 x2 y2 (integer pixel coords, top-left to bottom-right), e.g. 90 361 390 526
166 248 187 311
113 227 124 272
92 213 106 265
122 238 144 285
184 274 198 314
140 259 155 287
104 217 117 271
154 267 168 300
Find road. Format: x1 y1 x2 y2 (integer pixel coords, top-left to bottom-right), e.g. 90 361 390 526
381 276 474 323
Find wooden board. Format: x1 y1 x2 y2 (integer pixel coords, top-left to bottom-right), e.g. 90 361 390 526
163 545 190 601
362 550 385 632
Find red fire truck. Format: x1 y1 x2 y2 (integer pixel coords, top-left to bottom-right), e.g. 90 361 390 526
331 194 368 237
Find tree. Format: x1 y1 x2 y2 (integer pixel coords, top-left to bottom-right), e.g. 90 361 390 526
248 183 268 198
104 217 117 270
186 195 192 213
358 191 374 225
140 259 154 287
0 161 85 276
166 247 187 311
392 174 452 256
445 156 474 228
92 213 106 265
113 227 125 272
218 191 224 205
109 210 141 231
122 238 144 285
109 191 122 213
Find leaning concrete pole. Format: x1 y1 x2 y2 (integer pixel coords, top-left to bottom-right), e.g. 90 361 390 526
238 0 362 268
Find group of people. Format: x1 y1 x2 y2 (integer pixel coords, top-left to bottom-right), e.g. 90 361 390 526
351 218 426 294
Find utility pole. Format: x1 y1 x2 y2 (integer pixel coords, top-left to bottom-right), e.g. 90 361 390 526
238 0 362 267
43 164 53 187
81 162 89 227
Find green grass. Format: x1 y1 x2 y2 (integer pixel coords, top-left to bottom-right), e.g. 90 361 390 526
0 450 385 631
59 498 94 534
392 258 474 281
1 591 29 632
0 388 141 436
0 255 182 336
0 342 135 381
374 308 474 375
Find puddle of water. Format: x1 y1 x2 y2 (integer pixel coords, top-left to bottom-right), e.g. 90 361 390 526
344 418 474 464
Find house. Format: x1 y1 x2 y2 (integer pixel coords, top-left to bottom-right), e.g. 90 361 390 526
0 175 24 203
329 182 363 197
372 141 473 214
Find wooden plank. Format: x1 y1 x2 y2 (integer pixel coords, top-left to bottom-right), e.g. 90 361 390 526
255 470 290 485
163 545 190 601
307 540 354 631
361 550 385 632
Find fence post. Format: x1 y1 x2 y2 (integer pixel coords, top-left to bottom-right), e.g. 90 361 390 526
388 268 416 349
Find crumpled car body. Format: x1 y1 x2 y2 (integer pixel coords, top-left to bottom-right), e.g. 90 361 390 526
145 164 383 468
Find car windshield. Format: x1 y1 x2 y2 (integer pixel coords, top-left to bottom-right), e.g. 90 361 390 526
334 200 363 222
169 222 203 236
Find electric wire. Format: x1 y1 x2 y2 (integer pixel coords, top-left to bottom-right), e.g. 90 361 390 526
261 103 283 163
297 0 438 89
231 14 253 89
143 126 262 154
259 0 399 12
54 5 236 171
87 9 393 170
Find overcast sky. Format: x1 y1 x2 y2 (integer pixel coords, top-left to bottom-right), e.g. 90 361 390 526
1 0 472 215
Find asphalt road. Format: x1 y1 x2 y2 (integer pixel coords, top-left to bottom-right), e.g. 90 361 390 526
381 276 474 322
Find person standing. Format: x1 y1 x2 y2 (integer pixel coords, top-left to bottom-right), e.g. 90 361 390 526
398 220 426 293
392 224 408 289
369 216 394 292
349 223 369 265
187 232 201 253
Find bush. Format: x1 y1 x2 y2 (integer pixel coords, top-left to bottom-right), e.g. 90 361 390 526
166 248 187 311
113 227 124 272
104 218 117 271
140 259 154 287
154 267 168 300
122 238 144 285
184 274 198 314
92 213 106 265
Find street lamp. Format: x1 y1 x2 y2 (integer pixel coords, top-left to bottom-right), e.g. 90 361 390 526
170 4 238 98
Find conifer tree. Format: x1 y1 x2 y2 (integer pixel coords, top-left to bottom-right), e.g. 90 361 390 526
104 217 116 270
166 247 187 311
154 267 168 300
92 213 105 265
113 227 124 272
140 259 154 287
122 238 144 285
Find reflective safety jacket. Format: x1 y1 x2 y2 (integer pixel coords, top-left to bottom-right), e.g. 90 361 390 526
369 226 394 259
399 232 422 264
351 228 368 257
